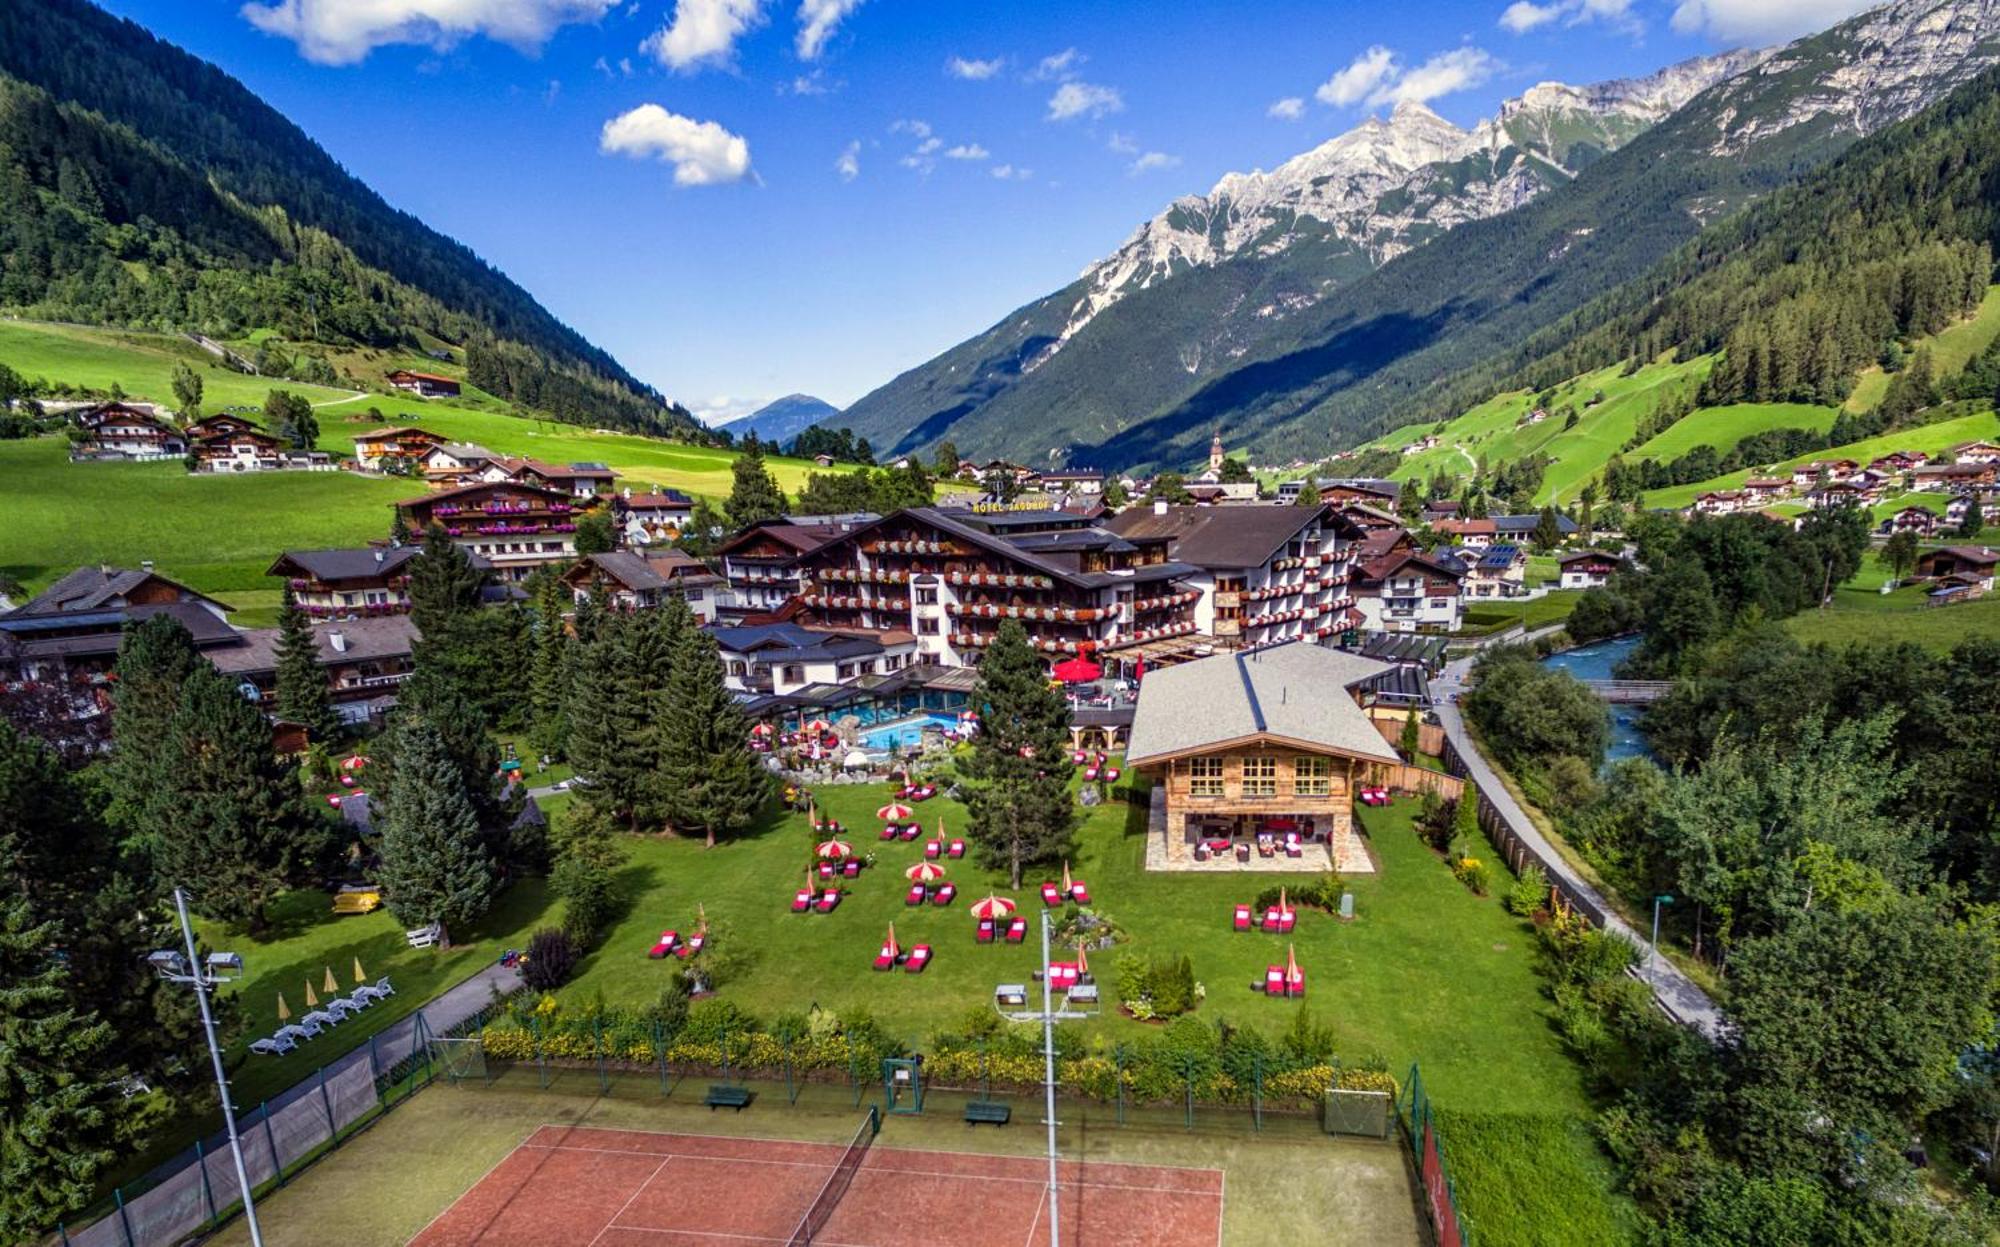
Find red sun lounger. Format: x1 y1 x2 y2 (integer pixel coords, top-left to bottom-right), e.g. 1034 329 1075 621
1262 908 1281 933
873 946 896 971
1069 882 1090 905
817 862 836 880
879 824 898 840
1041 882 1063 907
1278 910 1297 934
900 824 922 841
792 888 813 913
931 883 957 906
924 840 941 860
1006 917 1028 943
976 919 995 943
905 884 928 906
905 945 933 974
1264 965 1285 994
1233 905 1252 931
1287 970 1307 998
648 930 678 958
947 839 965 858
677 933 705 959
842 860 862 878
816 890 841 914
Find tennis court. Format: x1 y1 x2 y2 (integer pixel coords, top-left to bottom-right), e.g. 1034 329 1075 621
410 1120 1226 1246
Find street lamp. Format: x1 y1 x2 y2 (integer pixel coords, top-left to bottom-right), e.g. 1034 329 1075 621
1649 894 1675 977
151 888 264 1247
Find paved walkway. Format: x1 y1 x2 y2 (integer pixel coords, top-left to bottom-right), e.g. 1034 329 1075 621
1432 662 1726 1041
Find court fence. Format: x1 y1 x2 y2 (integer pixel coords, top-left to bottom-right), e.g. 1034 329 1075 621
1399 1063 1473 1247
57 1001 501 1247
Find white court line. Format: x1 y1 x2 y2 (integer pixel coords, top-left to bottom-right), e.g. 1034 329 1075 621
590 1155 674 1247
1023 1184 1050 1247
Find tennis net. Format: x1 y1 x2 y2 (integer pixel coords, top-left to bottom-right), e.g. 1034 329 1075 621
786 1105 880 1246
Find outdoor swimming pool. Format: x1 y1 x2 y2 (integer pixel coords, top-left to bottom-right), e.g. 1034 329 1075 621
858 712 963 752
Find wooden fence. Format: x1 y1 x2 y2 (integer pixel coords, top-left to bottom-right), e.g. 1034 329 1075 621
1377 763 1462 802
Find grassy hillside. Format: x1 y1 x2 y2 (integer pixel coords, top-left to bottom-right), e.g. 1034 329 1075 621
1843 285 2000 411
1785 551 2000 651
1628 400 1838 463
1642 412 2000 509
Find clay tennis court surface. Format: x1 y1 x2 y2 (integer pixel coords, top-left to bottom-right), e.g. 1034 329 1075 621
409 1122 1225 1246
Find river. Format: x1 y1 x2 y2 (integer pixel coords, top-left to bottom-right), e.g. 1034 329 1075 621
1539 634 1654 765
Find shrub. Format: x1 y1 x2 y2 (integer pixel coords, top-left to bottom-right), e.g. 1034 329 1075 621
1506 864 1551 917
1452 856 1492 896
521 927 578 990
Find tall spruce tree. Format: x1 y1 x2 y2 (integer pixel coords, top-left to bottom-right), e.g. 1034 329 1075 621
407 524 485 639
376 718 495 944
0 895 119 1240
108 613 202 846
397 662 521 859
963 620 1077 888
527 573 573 760
725 439 788 529
153 666 321 931
657 628 770 847
273 585 339 742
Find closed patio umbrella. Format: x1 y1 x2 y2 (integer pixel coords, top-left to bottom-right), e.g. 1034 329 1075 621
1285 944 1303 990
323 965 339 994
969 895 1016 921
304 980 319 1009
353 956 367 985
276 992 290 1023
1076 940 1089 977
1279 885 1291 917
1062 860 1074 894
905 861 947 882
883 923 900 960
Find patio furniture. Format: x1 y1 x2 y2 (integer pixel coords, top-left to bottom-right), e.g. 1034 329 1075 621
372 977 395 998
1285 833 1303 859
340 991 374 1011
815 890 841 914
931 883 957 906
1069 882 1091 905
995 983 1028 1008
1262 909 1281 933
1234 843 1251 864
1194 843 1210 862
649 930 679 958
677 933 705 959
976 919 995 944
924 840 941 860
879 824 898 841
705 1085 752 1111
276 1023 316 1043
302 1009 339 1030
900 824 922 841
873 944 897 971
1264 966 1285 994
905 884 927 906
842 860 862 878
406 922 441 948
1233 904 1252 931
965 1102 1011 1126
947 839 965 858
1005 918 1028 943
1287 969 1307 997
904 945 933 973
1040 882 1063 907
250 1036 296 1057
792 887 814 913
1278 910 1297 934
1068 983 1100 1005
326 998 365 1021
818 862 836 880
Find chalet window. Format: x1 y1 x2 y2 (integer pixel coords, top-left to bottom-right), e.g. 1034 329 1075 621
915 587 938 605
918 617 940 635
781 665 805 684
1184 756 1224 798
1241 755 1277 797
729 662 747 677
1293 756 1332 797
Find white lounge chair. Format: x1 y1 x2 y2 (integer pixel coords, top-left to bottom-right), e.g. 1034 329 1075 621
302 1009 339 1030
373 975 396 998
405 924 440 949
278 1022 318 1042
250 1036 296 1056
341 990 375 1010
326 998 364 1020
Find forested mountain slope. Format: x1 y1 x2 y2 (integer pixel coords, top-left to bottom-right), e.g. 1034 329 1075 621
0 0 701 438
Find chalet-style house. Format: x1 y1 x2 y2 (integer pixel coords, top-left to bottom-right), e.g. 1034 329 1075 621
1882 506 1940 536
1039 469 1105 496
1953 441 2000 465
711 622 920 696
1914 546 1998 591
190 428 320 473
69 402 187 461
1491 513 1581 543
1126 642 1401 872
266 546 442 617
1946 493 1996 528
1873 450 1928 473
1104 503 1361 650
1421 499 1463 525
561 551 722 622
785 506 1202 667
477 457 618 498
1350 548 1464 633
1742 478 1791 503
421 442 499 486
1318 478 1401 509
617 489 697 545
1432 517 1498 547
183 413 262 441
393 481 599 579
1913 462 1998 492
208 616 420 728
0 566 236 706
1807 480 1877 510
351 427 445 472
1451 544 1527 599
1791 459 1859 489
386 370 461 398
1693 490 1750 515
974 460 1040 488
1558 550 1620 589
716 514 878 622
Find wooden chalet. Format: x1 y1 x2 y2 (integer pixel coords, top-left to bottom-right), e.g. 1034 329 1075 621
1126 642 1401 871
267 546 429 617
351 426 445 471
716 516 875 621
618 489 696 545
208 616 420 728
192 428 286 472
1350 549 1463 633
183 413 262 441
1882 506 1940 536
70 402 186 460
394 481 598 579
562 551 723 622
1558 549 1619 589
1914 545 1998 591
0 565 234 697
386 370 461 398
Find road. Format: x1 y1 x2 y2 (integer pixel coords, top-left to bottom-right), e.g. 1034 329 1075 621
1433 654 1728 1041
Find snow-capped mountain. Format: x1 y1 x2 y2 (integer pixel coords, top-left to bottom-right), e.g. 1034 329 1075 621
1054 52 1766 352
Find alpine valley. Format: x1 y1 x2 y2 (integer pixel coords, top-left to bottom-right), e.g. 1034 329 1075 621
841 0 2000 473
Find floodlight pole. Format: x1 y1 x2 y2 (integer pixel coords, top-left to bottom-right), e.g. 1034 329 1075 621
1038 909 1062 1247
168 887 265 1247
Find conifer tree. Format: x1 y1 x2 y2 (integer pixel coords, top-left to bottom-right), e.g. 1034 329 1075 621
528 573 572 759
657 628 769 847
153 665 318 931
407 524 485 639
397 661 516 848
676 498 729 561
273 585 339 742
1532 505 1562 552
0 895 119 1240
108 614 201 844
726 438 788 529
549 802 626 947
376 718 495 944
963 621 1077 888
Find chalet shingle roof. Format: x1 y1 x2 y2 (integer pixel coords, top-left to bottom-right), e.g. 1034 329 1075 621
267 547 426 581
1105 504 1327 569
207 616 420 677
1125 642 1399 767
569 551 717 592
6 566 227 617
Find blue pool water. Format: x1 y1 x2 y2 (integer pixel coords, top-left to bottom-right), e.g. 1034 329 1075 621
1539 635 1653 765
858 713 963 752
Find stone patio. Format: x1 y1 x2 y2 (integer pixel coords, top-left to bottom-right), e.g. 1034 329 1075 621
1142 785 1376 874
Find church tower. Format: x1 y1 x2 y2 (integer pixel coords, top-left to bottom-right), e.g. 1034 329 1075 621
1208 429 1225 474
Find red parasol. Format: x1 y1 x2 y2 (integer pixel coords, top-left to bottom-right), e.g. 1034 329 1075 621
815 838 852 859
905 861 947 882
877 801 913 821
1052 657 1102 683
969 895 1016 921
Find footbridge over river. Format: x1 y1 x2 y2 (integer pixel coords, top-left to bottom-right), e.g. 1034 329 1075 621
1575 679 1674 704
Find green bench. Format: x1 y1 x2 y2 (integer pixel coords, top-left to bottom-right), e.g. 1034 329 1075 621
964 1101 1011 1126
705 1085 752 1112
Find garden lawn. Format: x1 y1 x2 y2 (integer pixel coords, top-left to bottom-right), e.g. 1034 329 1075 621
1784 551 2000 650
1463 590 1583 635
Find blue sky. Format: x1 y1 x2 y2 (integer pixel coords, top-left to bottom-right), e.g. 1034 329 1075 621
99 0 1873 422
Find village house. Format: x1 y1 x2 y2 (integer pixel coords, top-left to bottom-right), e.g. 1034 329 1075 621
1420 498 1463 525
1451 544 1528 599
1558 549 1620 589
420 442 499 487
1945 493 1996 529
787 506 1202 669
1882 506 1941 537
1953 441 2000 466
1350 548 1464 633
1693 490 1750 516
1807 480 1878 510
617 488 696 545
208 615 421 728
1491 514 1581 543
561 551 723 623
265 546 438 617
1317 478 1401 510
1125 642 1402 871
385 369 461 399
477 457 618 498
191 428 286 472
974 459 1041 489
69 402 187 461
1914 545 1999 591
1432 517 1498 547
1039 469 1106 496
1105 502 1362 650
350 426 445 472
393 481 599 579
1790 459 1860 489
1742 477 1791 503
716 514 878 622
710 622 920 695
1913 462 1998 492
0 565 237 719
182 413 262 441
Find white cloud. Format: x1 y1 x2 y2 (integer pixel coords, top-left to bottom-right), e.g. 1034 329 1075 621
1106 131 1139 154
788 70 831 94
641 0 764 71
1498 1 1561 32
1369 47 1499 107
1032 47 1085 81
1129 151 1180 175
890 118 932 138
1047 80 1123 122
835 139 860 181
1670 0 1870 41
1315 45 1399 107
795 0 861 60
946 54 1004 80
1267 96 1306 121
239 0 613 64
944 143 990 160
990 164 1032 180
692 394 769 425
600 104 752 186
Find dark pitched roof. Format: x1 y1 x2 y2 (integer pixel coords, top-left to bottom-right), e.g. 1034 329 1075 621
5 566 227 618
394 479 574 508
1104 504 1327 569
707 622 895 662
267 547 424 581
567 551 717 591
1491 514 1580 535
207 615 421 677
1558 549 1618 566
